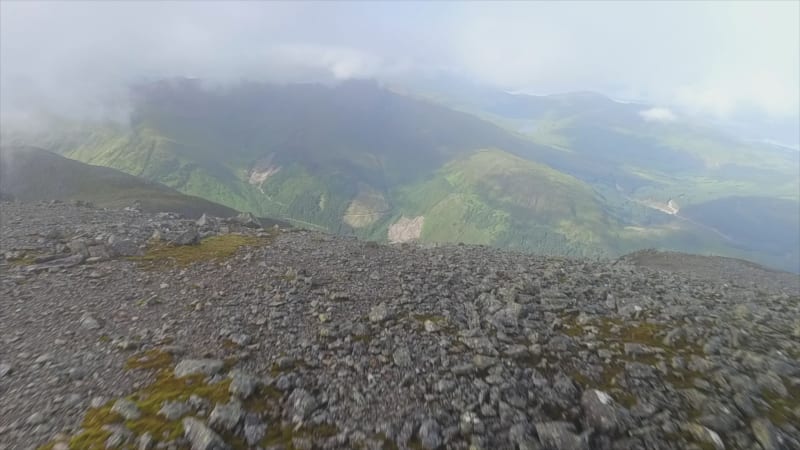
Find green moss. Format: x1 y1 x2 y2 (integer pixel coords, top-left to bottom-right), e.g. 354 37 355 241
352 334 373 343
407 437 426 450
125 415 183 442
63 403 122 449
269 358 307 376
760 381 800 424
221 338 239 350
134 374 232 413
374 433 399 450
260 422 339 449
558 314 711 409
129 234 268 268
7 253 39 266
68 427 114 450
411 314 458 335
412 314 447 324
125 349 173 371
242 386 283 413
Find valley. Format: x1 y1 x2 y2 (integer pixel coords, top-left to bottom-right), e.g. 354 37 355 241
2 79 797 272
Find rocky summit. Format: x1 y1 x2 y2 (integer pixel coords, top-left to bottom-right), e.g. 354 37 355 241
1 200 799 450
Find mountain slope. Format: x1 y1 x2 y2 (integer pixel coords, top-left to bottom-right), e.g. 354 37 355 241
3 79 797 271
0 146 237 218
393 79 800 271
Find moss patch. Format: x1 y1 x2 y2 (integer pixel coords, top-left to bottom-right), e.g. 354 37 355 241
7 253 40 266
46 347 234 449
557 314 711 410
411 313 458 335
64 402 121 449
760 380 800 424
129 234 269 268
125 349 173 371
269 358 308 376
352 334 374 344
260 422 339 449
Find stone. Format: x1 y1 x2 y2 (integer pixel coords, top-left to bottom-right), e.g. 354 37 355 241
418 418 442 450
79 313 101 330
534 421 588 450
757 372 788 398
581 389 621 433
625 362 656 379
196 214 212 227
369 302 389 323
228 333 251 347
287 388 318 423
182 417 230 450
751 418 780 450
27 254 84 272
174 359 224 378
87 245 111 260
26 412 46 426
67 239 89 257
683 423 725 450
509 423 539 450
393 347 413 367
424 320 440 332
231 212 261 228
243 414 267 446
67 367 87 380
229 371 260 399
159 401 190 421
109 239 141 257
137 432 155 450
104 424 134 448
172 228 200 246
111 398 141 420
209 400 243 431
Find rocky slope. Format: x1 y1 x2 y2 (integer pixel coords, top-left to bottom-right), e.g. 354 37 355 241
1 201 798 450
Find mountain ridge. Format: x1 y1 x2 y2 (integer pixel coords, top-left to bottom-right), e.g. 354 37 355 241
2 79 797 272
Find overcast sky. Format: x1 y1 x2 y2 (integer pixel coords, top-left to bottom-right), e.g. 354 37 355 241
1 1 798 125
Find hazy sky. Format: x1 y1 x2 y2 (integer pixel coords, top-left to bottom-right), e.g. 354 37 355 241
1 1 798 124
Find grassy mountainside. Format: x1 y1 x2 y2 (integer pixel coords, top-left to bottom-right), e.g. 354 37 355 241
390 149 612 256
0 146 237 218
3 79 797 271
394 80 800 271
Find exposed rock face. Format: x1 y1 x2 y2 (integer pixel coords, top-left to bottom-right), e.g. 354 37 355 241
1 200 799 450
387 215 424 243
342 183 389 228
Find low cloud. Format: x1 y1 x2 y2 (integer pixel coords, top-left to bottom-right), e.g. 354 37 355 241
639 107 677 123
0 1 797 130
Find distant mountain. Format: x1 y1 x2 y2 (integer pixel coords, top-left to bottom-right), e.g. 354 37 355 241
3 79 797 271
0 146 237 218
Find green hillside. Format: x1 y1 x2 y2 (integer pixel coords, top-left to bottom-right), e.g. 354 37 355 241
4 79 797 272
0 146 238 218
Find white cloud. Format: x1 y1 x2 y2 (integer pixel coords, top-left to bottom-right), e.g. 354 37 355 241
267 44 383 80
639 107 677 123
0 1 797 126
673 71 799 119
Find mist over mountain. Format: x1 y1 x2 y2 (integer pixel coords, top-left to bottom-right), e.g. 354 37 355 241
3 3 800 450
4 78 798 272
